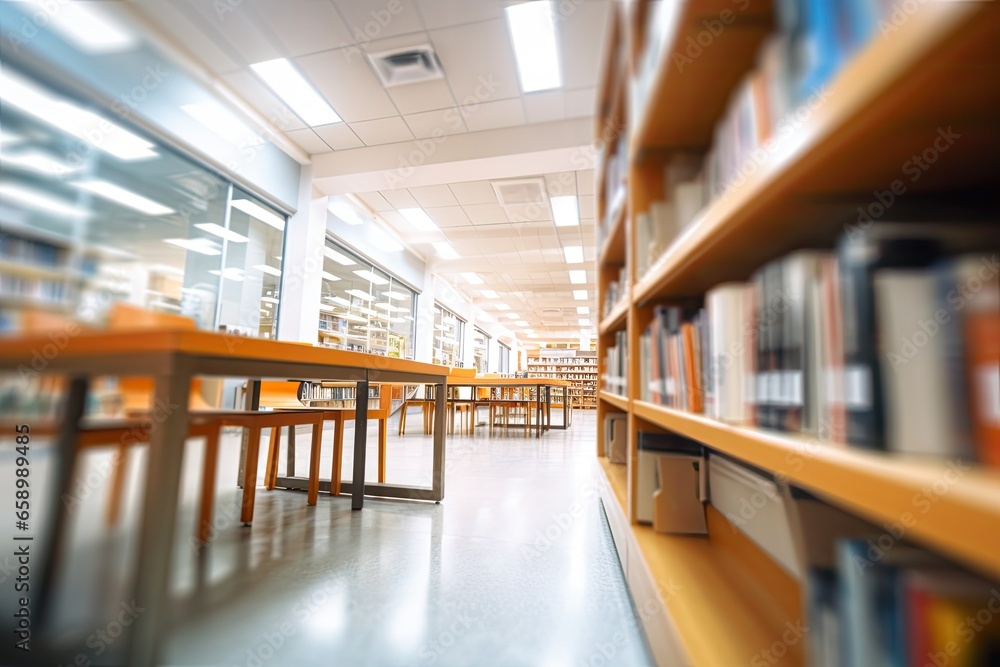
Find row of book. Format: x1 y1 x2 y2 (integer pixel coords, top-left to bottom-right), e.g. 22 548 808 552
602 266 629 319
598 132 628 250
810 540 1000 666
0 276 67 303
298 383 380 404
640 222 999 463
0 234 64 267
603 330 628 397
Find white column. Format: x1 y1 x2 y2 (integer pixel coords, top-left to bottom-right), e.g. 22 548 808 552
277 165 327 343
414 265 436 363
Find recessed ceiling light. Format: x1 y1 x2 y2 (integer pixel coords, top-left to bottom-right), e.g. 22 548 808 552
0 182 90 218
433 242 460 259
400 208 439 232
346 289 376 301
329 296 351 307
253 264 282 277
357 306 378 316
328 200 365 226
479 312 494 322
260 296 279 304
481 290 498 299
505 1 562 93
182 103 262 147
231 198 285 231
523 329 534 334
551 196 579 227
515 320 529 326
319 303 335 313
0 70 156 161
374 302 400 311
195 222 248 243
1 150 82 176
578 318 591 326
577 306 590 314
506 313 520 319
573 290 588 301
383 291 408 300
74 180 174 216
462 272 484 285
321 271 341 282
208 267 245 282
323 247 356 266
495 303 510 310
164 238 221 256
250 58 341 126
569 270 587 284
31 0 137 54
563 245 584 264
353 269 390 285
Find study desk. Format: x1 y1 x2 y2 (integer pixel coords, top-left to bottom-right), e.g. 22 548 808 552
0 328 449 666
444 377 572 437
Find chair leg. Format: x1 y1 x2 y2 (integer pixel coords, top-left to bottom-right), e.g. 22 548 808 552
104 443 129 526
398 403 406 436
197 428 220 544
378 418 387 483
331 416 344 496
241 426 262 524
307 419 322 506
264 426 281 491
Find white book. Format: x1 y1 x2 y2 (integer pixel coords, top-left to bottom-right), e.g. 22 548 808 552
707 282 752 424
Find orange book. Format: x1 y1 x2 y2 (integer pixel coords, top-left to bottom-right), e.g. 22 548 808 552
966 311 1000 466
682 323 703 413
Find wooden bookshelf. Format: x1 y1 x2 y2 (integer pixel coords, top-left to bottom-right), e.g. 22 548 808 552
595 2 1000 665
526 350 597 409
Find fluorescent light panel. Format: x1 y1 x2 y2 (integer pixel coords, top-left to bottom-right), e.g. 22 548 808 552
515 320 529 326
400 208 439 232
353 269 389 285
578 318 591 326
231 199 285 231
551 196 579 227
1 150 81 176
250 58 341 126
323 247 356 266
164 238 221 256
495 304 510 310
0 182 89 218
383 291 408 300
563 245 584 264
195 222 248 243
573 290 588 301
577 306 590 314
505 1 562 93
253 264 282 277
328 200 365 226
433 242 459 260
346 289 375 301
321 271 341 282
462 272 484 285
481 290 498 299
74 180 174 216
28 0 137 54
506 313 519 320
569 270 586 284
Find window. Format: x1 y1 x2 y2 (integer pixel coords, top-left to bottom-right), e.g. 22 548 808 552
473 328 490 373
0 67 288 335
433 304 465 367
316 239 417 358
499 342 512 374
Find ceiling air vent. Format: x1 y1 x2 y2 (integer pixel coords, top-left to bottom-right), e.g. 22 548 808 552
366 45 444 87
491 178 548 207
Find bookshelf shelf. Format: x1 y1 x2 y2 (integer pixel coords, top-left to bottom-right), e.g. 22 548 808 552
0 259 66 281
598 456 628 515
598 198 627 266
526 351 597 409
634 2 997 304
598 297 628 335
598 390 629 412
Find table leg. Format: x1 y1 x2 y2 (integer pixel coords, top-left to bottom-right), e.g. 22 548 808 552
237 380 260 486
351 380 369 510
127 371 191 667
432 381 446 501
35 375 87 628
286 420 296 477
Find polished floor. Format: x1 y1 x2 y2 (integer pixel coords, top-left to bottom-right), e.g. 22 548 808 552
1 409 653 666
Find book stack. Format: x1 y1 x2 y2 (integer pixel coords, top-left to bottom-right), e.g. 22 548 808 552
637 154 709 279
598 133 629 249
640 222 1000 463
299 383 379 408
603 330 628 397
602 265 629 319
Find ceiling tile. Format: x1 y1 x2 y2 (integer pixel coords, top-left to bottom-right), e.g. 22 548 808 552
463 203 508 225
430 19 521 103
379 189 419 209
576 170 595 195
221 71 306 132
295 49 398 123
565 87 597 119
378 209 409 228
404 108 467 138
415 0 504 30
448 181 497 205
544 172 577 198
330 0 425 39
285 128 332 154
180 0 282 65
462 98 526 132
578 195 595 219
389 79 458 115
134 1 241 73
561 2 610 90
410 185 459 208
349 116 414 145
245 0 354 57
523 91 567 125
314 123 364 150
357 191 394 211
424 206 471 228
504 203 552 223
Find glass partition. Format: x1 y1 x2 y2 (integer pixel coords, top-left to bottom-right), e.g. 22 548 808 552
433 304 465 367
474 328 490 372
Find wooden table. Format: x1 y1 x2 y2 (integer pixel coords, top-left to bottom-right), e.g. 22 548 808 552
0 328 449 666
445 377 572 437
